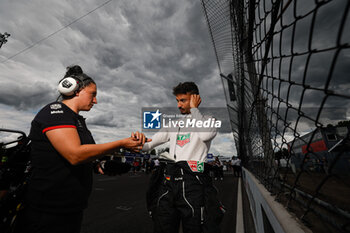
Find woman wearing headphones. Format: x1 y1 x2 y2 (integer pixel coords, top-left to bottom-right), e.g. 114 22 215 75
15 65 148 233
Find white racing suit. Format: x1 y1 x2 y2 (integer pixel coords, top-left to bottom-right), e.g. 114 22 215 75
143 108 225 233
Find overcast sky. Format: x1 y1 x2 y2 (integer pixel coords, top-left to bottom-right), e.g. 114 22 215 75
0 0 236 157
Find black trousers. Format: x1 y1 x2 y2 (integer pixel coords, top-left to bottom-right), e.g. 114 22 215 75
214 166 224 179
14 206 83 233
233 165 241 177
147 162 224 233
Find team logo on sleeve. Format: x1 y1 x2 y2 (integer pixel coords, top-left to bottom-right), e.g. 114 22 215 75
50 104 62 110
176 133 190 147
143 109 162 129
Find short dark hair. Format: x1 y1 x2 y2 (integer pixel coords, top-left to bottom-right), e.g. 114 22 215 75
172 82 199 96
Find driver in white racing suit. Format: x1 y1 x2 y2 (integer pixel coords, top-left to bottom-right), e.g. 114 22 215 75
143 82 225 233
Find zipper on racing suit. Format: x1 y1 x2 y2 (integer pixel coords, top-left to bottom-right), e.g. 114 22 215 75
157 190 169 207
196 174 205 224
181 168 195 217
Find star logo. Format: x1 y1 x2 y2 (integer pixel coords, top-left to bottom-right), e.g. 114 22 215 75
150 109 162 122
143 109 162 129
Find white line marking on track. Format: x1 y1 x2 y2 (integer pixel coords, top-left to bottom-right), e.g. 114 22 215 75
236 178 245 233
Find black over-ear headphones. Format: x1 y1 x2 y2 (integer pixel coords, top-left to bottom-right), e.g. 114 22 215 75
57 66 93 96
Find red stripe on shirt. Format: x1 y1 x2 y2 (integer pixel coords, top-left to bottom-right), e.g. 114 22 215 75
42 125 77 134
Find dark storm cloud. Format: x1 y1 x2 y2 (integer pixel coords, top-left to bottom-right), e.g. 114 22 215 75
96 46 126 70
87 0 224 108
0 81 56 110
86 112 125 127
118 1 219 86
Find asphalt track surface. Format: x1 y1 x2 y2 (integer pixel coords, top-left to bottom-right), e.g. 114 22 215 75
81 172 239 233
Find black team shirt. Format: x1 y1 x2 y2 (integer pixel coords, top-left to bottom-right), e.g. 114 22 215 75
26 102 95 213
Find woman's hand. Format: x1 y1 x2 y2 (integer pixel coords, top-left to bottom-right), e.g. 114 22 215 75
124 131 152 152
123 137 143 152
